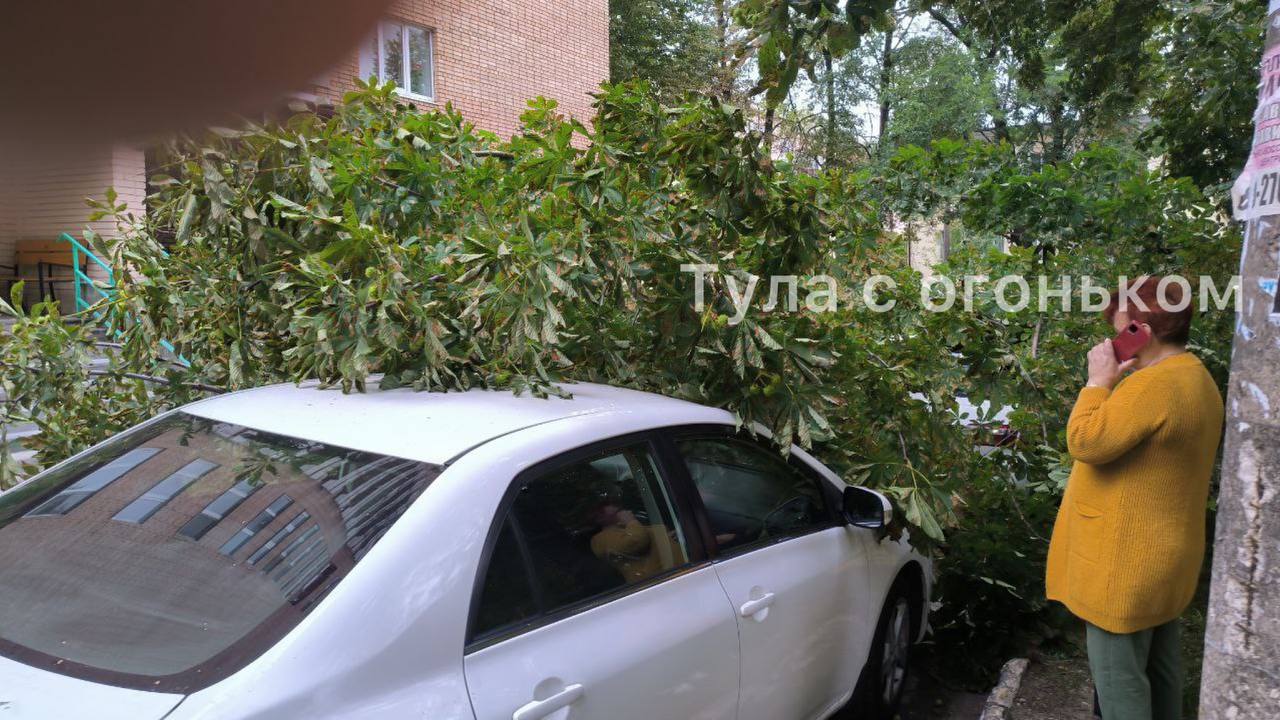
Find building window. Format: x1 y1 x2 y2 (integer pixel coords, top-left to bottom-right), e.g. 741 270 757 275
259 524 322 573
114 459 219 524
219 494 294 556
247 510 311 566
179 478 261 540
25 448 162 517
362 20 435 101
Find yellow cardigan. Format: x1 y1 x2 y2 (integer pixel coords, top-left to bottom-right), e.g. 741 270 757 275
1045 352 1224 634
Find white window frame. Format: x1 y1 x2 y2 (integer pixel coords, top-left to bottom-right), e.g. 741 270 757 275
364 21 436 103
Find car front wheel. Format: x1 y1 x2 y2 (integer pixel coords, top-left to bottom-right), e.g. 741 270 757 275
847 582 913 719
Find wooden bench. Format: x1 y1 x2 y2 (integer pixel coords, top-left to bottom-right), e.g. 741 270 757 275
0 262 17 306
12 239 88 310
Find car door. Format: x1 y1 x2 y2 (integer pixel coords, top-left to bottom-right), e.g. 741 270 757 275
463 436 740 720
670 431 874 720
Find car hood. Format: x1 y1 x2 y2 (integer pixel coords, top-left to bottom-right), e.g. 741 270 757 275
0 656 184 719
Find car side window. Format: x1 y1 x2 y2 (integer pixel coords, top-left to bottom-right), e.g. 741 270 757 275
676 436 829 553
471 443 690 643
471 518 539 639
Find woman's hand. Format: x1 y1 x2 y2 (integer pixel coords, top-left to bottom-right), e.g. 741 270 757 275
1086 340 1137 390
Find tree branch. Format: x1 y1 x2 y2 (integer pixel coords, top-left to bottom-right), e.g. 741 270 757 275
86 370 226 394
928 9 973 52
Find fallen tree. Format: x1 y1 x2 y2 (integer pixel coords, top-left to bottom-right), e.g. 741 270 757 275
0 82 1240 682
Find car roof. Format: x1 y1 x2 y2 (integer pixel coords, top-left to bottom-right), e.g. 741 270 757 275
182 380 730 465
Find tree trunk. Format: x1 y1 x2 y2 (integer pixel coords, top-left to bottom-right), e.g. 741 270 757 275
763 103 776 153
877 28 893 153
824 49 836 167
991 114 1010 144
1046 98 1066 164
715 0 731 101
1199 7 1280 717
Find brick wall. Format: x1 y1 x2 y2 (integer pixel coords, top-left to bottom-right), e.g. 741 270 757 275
0 1 608 287
0 172 14 275
312 0 610 139
906 221 949 281
0 145 144 306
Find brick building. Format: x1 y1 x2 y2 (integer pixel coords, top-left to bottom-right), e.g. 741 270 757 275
0 0 609 307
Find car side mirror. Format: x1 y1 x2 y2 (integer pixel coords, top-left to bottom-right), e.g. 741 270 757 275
842 486 893 535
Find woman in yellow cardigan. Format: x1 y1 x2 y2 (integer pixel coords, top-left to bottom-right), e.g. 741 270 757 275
1046 276 1224 720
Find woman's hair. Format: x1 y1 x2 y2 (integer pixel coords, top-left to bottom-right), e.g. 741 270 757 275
1103 275 1193 345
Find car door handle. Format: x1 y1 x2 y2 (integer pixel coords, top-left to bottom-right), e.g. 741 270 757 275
739 592 776 618
513 683 585 720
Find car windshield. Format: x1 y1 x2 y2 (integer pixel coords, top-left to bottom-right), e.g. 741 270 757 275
0 412 440 693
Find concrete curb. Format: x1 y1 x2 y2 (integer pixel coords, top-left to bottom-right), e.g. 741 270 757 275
978 657 1031 720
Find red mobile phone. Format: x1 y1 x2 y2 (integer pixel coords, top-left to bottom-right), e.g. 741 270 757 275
1112 322 1151 362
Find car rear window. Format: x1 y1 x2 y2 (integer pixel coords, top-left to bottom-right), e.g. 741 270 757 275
0 412 440 693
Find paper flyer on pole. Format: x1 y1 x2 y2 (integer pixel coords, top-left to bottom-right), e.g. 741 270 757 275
1233 0 1280 220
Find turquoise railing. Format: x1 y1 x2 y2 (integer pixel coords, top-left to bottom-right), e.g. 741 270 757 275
63 232 114 313
60 232 188 366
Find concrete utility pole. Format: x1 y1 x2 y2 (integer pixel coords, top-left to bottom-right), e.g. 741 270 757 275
1200 4 1280 718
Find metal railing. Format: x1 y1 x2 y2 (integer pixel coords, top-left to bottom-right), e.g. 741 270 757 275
60 232 188 366
62 232 115 313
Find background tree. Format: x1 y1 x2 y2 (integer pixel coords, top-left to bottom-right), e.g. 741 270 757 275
1142 0 1265 197
923 0 1164 129
878 33 994 149
609 0 722 102
671 0 1259 185
735 0 895 148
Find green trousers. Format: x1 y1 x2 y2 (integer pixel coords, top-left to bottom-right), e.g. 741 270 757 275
1086 619 1183 720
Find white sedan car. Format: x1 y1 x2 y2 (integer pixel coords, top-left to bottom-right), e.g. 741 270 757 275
0 382 930 720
